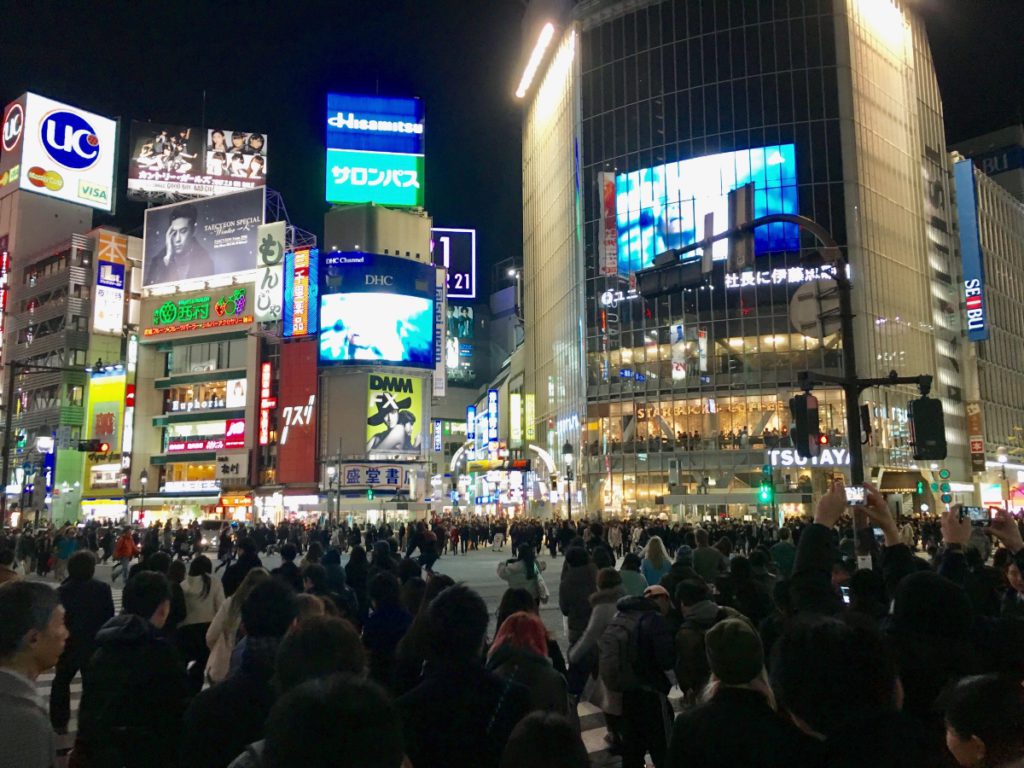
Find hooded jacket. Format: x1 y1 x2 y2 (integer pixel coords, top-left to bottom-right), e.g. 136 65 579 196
77 614 188 767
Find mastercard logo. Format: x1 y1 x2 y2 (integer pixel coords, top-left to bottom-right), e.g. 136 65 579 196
27 166 63 192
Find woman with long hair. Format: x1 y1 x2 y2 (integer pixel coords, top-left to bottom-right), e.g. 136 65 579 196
180 554 223 691
497 544 549 604
641 535 672 587
345 544 370 622
205 567 269 683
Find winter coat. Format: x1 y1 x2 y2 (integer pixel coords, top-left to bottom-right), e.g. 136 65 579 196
486 644 575 723
668 687 819 768
641 557 672 588
112 533 138 560
76 614 189 768
693 546 729 583
180 636 279 768
497 558 548 602
204 595 241 684
58 577 114 654
614 595 675 694
180 574 225 627
396 662 532 768
559 561 598 643
568 586 626 666
660 561 703 602
674 600 748 694
0 668 55 768
362 602 413 691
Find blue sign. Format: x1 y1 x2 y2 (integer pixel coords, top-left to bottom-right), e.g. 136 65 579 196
326 93 424 156
488 389 499 443
466 406 476 441
954 159 989 342
97 260 125 289
41 110 101 170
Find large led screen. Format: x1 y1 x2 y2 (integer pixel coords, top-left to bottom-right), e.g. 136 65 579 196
615 144 799 274
320 293 434 366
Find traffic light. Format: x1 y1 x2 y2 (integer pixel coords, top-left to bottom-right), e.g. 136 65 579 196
758 481 774 505
908 396 947 461
817 434 830 447
789 393 821 459
78 439 110 453
916 480 925 494
727 183 755 272
366 487 374 501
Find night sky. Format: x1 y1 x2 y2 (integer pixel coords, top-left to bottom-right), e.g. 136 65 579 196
2 1 1021 297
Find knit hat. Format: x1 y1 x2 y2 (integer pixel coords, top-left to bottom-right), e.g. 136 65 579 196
705 619 764 685
674 545 694 566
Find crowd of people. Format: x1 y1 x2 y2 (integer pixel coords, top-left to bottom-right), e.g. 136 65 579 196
1 484 1023 767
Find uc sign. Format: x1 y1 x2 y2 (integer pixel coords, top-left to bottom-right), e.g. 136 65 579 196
40 110 100 170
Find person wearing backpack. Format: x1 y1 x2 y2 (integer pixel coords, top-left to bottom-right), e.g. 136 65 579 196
598 584 675 768
673 579 749 699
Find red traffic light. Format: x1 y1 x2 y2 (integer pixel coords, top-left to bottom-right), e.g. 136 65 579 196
98 442 110 453
817 434 829 446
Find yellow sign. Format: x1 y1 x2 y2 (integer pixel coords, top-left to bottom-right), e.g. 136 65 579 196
83 372 126 496
366 374 423 454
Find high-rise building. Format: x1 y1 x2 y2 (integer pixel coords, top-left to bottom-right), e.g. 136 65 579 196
954 155 1024 509
517 0 969 518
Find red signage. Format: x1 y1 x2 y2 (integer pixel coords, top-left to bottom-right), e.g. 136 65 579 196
167 437 225 453
258 361 275 446
225 418 246 450
277 339 318 484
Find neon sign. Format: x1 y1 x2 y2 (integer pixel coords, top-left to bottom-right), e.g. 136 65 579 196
258 362 275 446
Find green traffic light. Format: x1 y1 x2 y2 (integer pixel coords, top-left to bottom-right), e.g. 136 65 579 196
931 483 939 492
939 468 951 480
367 488 374 501
916 481 925 494
758 482 774 504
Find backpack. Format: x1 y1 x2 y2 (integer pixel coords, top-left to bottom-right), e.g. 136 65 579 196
598 609 646 692
674 608 729 694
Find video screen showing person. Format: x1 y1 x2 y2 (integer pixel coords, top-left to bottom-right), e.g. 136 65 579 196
206 130 267 180
130 125 202 178
320 293 435 366
446 305 473 340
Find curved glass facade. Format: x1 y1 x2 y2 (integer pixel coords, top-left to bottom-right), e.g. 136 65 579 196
520 0 969 517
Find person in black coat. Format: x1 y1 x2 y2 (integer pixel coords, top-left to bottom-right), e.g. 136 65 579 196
76 572 188 768
396 585 531 768
50 551 114 732
668 619 816 767
222 539 263 597
270 543 303 592
178 579 298 768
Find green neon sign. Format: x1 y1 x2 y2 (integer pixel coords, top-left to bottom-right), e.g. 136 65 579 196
325 148 424 207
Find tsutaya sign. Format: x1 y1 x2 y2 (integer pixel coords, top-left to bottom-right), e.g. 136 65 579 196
767 447 849 467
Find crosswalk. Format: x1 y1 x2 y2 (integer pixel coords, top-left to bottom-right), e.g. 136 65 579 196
35 585 624 766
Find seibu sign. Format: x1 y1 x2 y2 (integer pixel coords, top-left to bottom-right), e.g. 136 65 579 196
767 447 849 468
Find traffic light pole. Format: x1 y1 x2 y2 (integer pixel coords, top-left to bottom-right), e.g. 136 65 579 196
641 212 936 488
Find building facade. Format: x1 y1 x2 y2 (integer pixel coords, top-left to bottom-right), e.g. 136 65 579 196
519 0 970 518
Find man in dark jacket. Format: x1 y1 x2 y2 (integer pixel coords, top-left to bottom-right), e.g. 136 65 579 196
271 543 303 592
178 579 298 768
222 538 262 597
396 585 531 768
50 551 114 732
76 572 188 768
616 585 676 768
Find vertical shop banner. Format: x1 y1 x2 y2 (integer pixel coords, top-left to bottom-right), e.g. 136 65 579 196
488 389 499 444
955 160 989 342
466 406 476 442
697 327 708 373
510 393 523 448
0 235 9 368
966 401 986 473
524 394 536 441
277 340 319 484
93 231 127 334
671 320 687 381
434 266 446 397
366 374 424 456
599 172 618 275
283 248 319 336
255 221 285 323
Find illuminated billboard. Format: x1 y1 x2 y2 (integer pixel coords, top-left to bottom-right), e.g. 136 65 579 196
283 248 319 337
92 232 128 335
84 371 126 495
445 305 476 385
277 340 318 484
319 252 436 367
615 144 799 274
954 159 989 342
431 228 476 300
0 92 118 211
141 285 253 338
366 373 423 455
325 93 424 208
127 122 268 199
142 188 264 287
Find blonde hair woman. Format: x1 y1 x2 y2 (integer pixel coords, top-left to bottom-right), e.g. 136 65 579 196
640 535 672 588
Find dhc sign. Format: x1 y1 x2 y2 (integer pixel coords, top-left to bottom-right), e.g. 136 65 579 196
955 159 990 342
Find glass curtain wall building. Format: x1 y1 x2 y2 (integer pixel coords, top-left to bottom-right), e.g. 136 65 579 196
520 0 969 518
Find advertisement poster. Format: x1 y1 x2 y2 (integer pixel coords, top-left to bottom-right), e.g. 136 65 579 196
0 92 117 211
599 172 618 276
92 231 128 335
966 401 986 473
671 320 687 381
127 121 267 199
366 373 423 455
255 221 285 322
277 340 319 484
431 227 476 300
319 252 435 368
615 144 799 273
283 248 319 337
142 188 264 287
84 372 126 495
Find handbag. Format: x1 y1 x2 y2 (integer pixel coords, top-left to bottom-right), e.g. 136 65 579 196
536 572 550 604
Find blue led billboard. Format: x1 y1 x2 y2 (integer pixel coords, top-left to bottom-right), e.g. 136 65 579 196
615 144 799 274
318 251 436 367
325 93 425 207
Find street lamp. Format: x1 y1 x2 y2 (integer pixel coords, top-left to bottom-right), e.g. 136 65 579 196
138 469 148 525
562 440 574 521
326 463 338 524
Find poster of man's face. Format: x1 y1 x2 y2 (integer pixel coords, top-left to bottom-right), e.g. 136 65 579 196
142 188 265 287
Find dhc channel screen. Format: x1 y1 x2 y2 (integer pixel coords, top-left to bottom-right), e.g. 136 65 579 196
319 292 435 367
615 144 799 274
